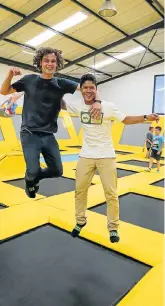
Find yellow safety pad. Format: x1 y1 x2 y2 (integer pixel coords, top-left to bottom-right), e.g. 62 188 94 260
0 155 26 181
0 153 6 161
118 263 164 306
0 182 44 206
0 203 49 241
116 162 164 173
130 184 164 200
0 116 18 153
49 209 164 266
38 192 75 211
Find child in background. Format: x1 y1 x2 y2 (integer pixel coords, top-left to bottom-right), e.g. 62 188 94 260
146 126 164 172
0 92 23 116
145 126 154 158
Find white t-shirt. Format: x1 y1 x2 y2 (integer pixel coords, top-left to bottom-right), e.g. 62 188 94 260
66 100 126 158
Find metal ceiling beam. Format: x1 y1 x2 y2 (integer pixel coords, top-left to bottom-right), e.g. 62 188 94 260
137 29 158 68
71 0 162 60
3 38 112 78
0 57 80 82
63 20 164 70
145 0 164 18
4 38 36 50
0 3 135 70
0 0 62 40
97 59 164 85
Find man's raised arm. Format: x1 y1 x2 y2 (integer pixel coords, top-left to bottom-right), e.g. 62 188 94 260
0 67 22 95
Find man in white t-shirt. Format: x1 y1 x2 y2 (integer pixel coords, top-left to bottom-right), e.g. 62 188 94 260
62 74 159 243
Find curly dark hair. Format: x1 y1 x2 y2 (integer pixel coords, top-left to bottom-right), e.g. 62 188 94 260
80 73 97 88
33 47 64 72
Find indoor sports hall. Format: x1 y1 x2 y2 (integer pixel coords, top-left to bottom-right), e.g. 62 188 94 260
0 1 164 306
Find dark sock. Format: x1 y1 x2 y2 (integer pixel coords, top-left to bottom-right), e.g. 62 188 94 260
71 223 86 238
110 230 120 243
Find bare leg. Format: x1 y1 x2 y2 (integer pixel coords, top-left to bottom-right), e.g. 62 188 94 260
149 157 153 169
157 160 160 171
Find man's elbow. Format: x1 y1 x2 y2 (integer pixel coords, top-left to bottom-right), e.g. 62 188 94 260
122 117 128 124
0 88 9 95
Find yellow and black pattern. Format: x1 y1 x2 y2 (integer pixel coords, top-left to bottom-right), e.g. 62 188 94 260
0 111 164 306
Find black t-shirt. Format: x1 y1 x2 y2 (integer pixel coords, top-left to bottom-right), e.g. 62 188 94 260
12 74 78 133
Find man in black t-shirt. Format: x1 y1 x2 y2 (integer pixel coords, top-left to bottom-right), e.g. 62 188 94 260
0 47 101 198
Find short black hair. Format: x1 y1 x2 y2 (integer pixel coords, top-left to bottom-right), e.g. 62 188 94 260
80 74 97 88
149 126 154 131
33 47 64 72
155 126 162 131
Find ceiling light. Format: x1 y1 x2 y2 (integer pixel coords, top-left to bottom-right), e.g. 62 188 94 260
26 12 88 47
92 46 145 69
99 0 117 17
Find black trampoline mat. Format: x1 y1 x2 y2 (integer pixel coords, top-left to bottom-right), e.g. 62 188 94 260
118 160 157 168
95 169 136 178
6 177 75 197
90 193 164 233
0 225 150 306
152 179 164 188
115 151 131 155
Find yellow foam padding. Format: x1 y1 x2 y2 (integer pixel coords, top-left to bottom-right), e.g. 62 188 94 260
62 161 77 179
118 263 164 306
0 116 18 153
60 150 79 155
111 121 124 147
130 184 164 200
116 163 149 173
116 153 135 162
91 166 164 187
0 181 44 207
48 208 163 266
37 185 107 212
0 153 6 161
77 127 83 146
15 108 79 149
0 155 26 181
0 202 49 241
7 151 23 156
69 113 82 145
61 147 80 154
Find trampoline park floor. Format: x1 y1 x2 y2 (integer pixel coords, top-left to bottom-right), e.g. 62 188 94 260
0 150 164 306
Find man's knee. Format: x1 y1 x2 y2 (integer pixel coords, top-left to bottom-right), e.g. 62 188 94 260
51 165 63 177
105 189 118 202
75 182 88 197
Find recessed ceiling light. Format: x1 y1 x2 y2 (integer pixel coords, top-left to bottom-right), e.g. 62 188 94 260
26 12 88 47
92 46 145 69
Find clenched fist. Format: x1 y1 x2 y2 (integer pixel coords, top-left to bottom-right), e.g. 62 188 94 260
147 113 159 123
8 67 22 78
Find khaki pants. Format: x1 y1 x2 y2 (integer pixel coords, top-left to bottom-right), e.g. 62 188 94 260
75 157 119 231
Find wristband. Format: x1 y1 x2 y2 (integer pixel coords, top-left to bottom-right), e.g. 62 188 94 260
94 100 102 103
